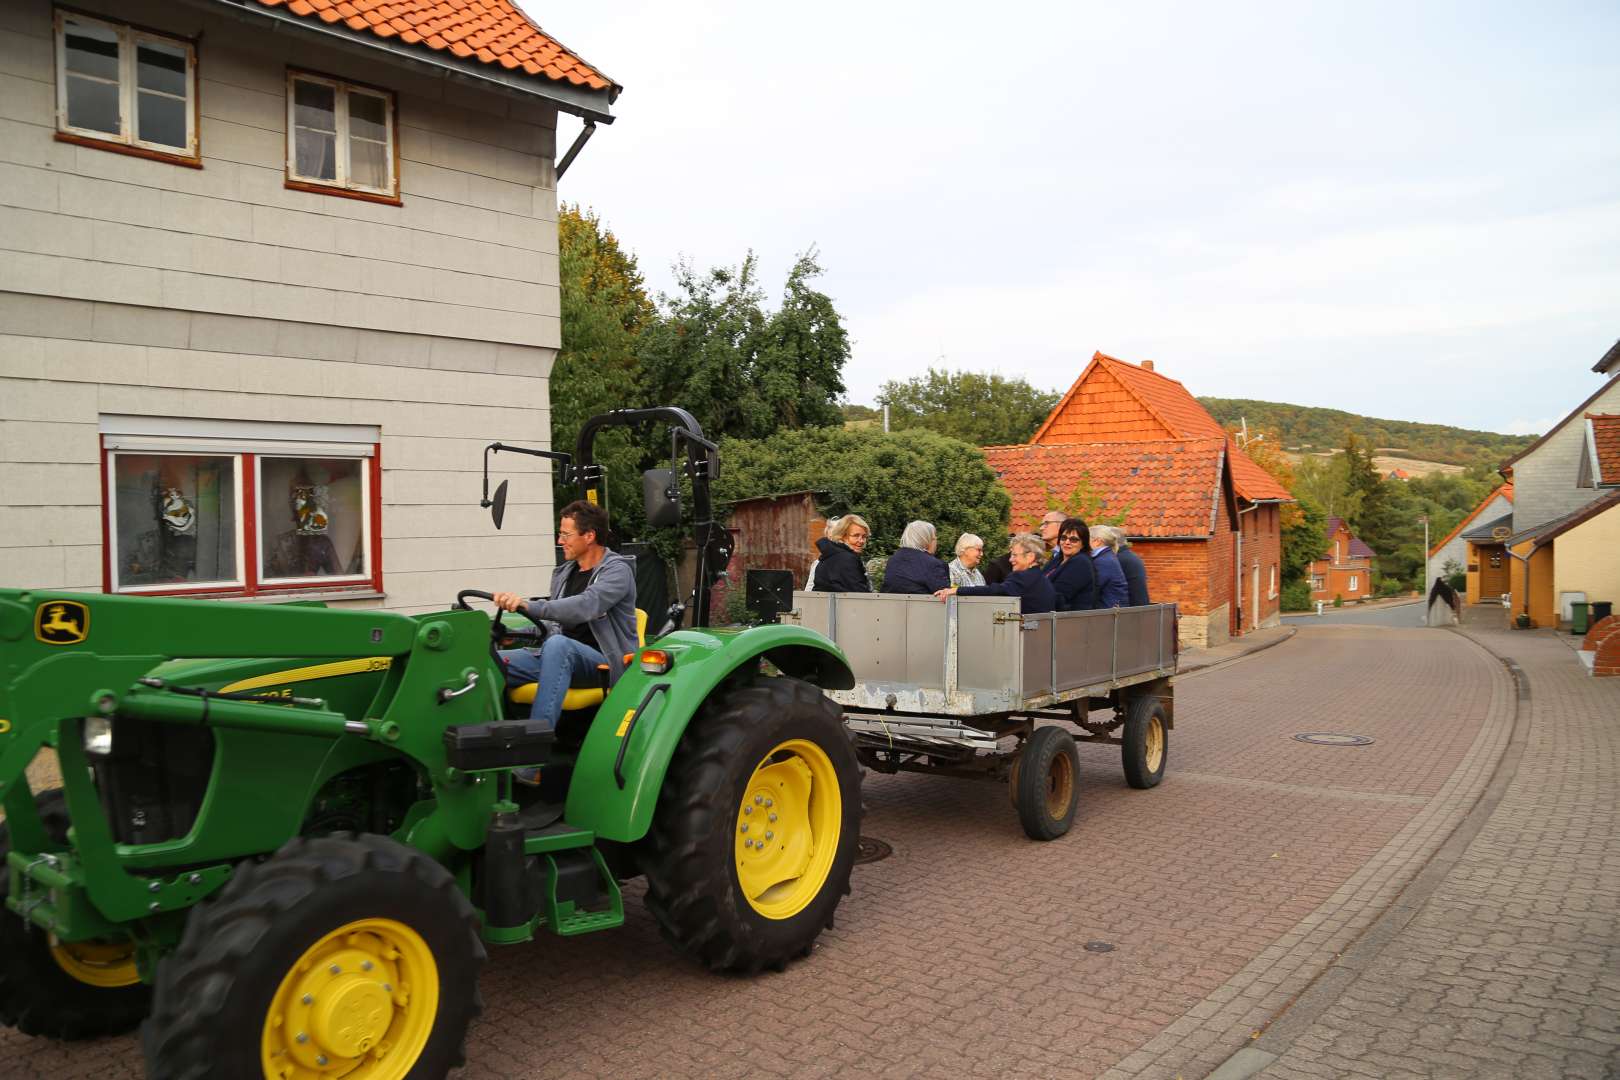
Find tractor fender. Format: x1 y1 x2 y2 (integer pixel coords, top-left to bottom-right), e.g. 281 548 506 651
563 624 852 843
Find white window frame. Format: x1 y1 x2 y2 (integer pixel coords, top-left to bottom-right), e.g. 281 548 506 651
1348 574 1359 592
53 9 198 158
254 452 375 587
106 450 246 595
1268 564 1277 599
285 70 397 198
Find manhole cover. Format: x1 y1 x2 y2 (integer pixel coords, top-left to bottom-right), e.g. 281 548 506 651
1292 732 1375 747
855 836 892 865
1083 941 1115 953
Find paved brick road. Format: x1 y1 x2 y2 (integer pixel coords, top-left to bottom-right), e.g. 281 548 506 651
1241 625 1620 1080
3 627 1516 1078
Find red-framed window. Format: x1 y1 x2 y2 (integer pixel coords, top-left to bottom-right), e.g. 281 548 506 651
99 422 382 597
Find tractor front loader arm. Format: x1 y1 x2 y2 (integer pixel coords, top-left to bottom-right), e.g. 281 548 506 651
1 589 500 943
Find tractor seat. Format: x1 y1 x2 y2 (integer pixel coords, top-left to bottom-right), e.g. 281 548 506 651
508 608 647 712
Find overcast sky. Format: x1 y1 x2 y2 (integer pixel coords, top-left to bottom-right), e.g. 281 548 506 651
529 1 1619 437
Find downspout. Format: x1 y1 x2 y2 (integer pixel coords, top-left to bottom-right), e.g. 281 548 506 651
1235 503 1257 632
555 120 596 180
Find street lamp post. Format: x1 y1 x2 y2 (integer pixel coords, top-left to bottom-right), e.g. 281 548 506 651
1421 514 1430 626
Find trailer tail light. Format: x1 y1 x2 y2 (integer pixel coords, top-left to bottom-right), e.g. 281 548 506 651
640 650 673 674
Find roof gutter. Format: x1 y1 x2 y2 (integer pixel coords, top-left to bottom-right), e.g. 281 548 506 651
199 0 617 124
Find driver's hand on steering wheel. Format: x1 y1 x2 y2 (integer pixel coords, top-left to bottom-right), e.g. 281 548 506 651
491 591 528 614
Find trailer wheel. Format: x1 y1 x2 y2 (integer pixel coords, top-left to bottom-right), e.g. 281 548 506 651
1122 695 1169 789
141 833 485 1080
1013 726 1080 841
642 677 861 973
0 788 151 1040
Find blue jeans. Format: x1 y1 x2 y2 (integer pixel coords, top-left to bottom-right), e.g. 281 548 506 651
498 635 608 731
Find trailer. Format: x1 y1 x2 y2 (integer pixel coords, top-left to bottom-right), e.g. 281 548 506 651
780 592 1178 840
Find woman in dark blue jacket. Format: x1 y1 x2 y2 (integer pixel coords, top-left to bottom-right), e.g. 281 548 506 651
1044 518 1097 611
883 520 951 594
934 534 1055 614
1088 525 1129 608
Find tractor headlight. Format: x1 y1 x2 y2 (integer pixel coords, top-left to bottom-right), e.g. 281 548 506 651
83 716 114 756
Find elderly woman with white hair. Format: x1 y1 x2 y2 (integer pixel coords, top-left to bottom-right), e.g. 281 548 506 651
934 533 1056 613
948 532 987 589
1105 526 1150 605
882 520 951 595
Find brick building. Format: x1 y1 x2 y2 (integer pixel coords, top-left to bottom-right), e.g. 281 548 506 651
983 438 1238 647
993 351 1291 643
1308 517 1374 603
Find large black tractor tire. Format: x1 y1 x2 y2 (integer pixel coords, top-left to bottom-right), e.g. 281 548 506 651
641 677 862 973
141 833 485 1080
0 788 152 1039
1013 725 1080 841
1122 695 1169 790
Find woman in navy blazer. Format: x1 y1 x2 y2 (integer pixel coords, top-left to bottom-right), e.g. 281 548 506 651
934 533 1055 614
1044 517 1097 611
1088 524 1129 608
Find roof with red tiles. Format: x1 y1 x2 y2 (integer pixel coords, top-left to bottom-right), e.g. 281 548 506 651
1030 352 1294 504
248 0 617 94
983 438 1230 539
1428 481 1513 556
1324 516 1376 559
1589 414 1620 486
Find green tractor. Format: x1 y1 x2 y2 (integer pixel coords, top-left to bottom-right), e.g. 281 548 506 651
0 407 861 1078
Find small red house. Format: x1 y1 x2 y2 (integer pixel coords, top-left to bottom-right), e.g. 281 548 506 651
1308 517 1374 603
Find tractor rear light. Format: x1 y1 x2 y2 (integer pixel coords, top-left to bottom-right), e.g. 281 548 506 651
639 650 673 674
84 715 114 756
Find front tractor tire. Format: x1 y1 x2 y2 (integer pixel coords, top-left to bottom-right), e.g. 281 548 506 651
0 788 151 1040
141 833 486 1080
642 677 861 973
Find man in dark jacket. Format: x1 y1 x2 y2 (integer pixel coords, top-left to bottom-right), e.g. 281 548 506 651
812 514 872 592
1045 518 1097 610
1107 526 1150 606
883 520 950 594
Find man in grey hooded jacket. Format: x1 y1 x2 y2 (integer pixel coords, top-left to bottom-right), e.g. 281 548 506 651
493 499 638 732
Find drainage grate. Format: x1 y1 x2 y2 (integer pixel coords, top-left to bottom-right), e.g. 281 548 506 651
854 836 893 865
1292 732 1375 747
1083 941 1116 953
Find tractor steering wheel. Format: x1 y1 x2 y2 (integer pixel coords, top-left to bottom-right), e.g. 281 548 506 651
453 589 547 646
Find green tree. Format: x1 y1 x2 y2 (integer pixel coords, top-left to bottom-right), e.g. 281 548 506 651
876 369 1060 447
1035 476 1128 529
1282 494 1328 586
715 427 1011 558
636 251 848 444
550 205 657 528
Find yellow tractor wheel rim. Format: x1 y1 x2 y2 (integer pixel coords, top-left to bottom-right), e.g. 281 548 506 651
50 938 141 988
1145 716 1165 773
1044 748 1075 819
734 738 842 921
261 918 439 1080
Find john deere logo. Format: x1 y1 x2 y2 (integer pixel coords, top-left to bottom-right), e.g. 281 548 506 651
35 601 89 645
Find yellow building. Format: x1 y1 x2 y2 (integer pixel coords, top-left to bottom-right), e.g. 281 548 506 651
1503 490 1620 628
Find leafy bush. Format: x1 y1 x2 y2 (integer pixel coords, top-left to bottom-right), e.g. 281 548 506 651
1281 579 1313 612
1443 558 1466 594
1333 595 1344 608
1375 576 1406 598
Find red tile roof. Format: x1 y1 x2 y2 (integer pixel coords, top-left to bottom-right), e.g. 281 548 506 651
249 0 616 91
1030 352 1293 504
1428 481 1512 556
1590 414 1620 485
983 439 1229 539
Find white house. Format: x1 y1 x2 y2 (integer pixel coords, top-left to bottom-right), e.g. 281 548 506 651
0 0 618 612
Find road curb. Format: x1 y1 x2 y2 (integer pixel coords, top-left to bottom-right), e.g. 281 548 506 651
1177 627 1297 677
1201 631 1532 1079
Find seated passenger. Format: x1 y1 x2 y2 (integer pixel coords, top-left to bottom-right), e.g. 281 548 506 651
1107 526 1150 605
933 533 1056 614
1045 517 1097 611
812 514 872 592
493 500 637 732
884 520 950 594
1088 524 1129 609
948 532 987 588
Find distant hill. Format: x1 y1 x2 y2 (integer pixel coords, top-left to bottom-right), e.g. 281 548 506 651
1198 398 1536 468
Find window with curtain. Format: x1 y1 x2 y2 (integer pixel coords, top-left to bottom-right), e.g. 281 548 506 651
54 9 198 161
286 71 398 200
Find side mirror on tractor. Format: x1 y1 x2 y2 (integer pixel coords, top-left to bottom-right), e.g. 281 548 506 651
488 479 509 530
642 468 680 528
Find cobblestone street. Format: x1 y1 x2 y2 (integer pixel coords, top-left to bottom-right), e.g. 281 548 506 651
10 624 1593 1078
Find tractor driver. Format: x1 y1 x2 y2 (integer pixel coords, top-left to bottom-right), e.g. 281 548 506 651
492 500 638 733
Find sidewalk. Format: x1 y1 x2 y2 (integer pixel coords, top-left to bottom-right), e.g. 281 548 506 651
1178 624 1296 675
1212 621 1620 1079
